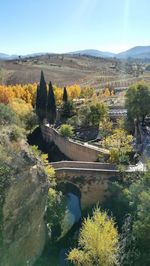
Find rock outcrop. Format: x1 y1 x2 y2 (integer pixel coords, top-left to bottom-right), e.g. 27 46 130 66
0 144 49 266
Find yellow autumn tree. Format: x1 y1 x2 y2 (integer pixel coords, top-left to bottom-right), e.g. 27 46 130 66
67 84 81 99
92 92 98 104
9 98 33 119
68 208 119 266
103 88 111 97
53 86 63 104
0 85 15 104
102 128 133 163
53 84 81 104
0 83 37 106
102 128 133 152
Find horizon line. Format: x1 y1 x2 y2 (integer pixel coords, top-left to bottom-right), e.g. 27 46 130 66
1 44 150 56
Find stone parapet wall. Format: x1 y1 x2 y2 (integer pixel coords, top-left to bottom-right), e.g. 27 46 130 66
41 125 109 162
51 161 116 170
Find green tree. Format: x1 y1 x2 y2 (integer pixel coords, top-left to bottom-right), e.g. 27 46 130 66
102 128 133 164
23 111 38 132
126 82 150 126
63 87 68 103
77 103 108 127
68 207 119 266
59 124 74 138
126 172 150 266
47 81 56 124
89 103 108 127
78 105 91 126
62 100 75 119
99 118 113 138
36 71 47 122
107 171 150 266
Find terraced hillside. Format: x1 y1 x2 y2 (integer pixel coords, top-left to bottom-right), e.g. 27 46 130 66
0 54 148 88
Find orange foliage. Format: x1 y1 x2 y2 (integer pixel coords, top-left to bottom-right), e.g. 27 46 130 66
0 83 81 107
103 88 115 97
53 86 63 104
103 88 111 97
67 84 81 99
54 84 81 104
0 83 37 106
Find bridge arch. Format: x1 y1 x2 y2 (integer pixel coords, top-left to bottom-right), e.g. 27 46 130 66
57 181 81 199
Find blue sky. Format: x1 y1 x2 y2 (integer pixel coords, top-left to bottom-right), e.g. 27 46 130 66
0 0 150 55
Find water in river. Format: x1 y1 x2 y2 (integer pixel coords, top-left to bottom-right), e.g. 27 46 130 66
35 192 82 266
59 192 82 265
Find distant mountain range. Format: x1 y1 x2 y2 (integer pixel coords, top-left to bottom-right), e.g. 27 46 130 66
0 53 17 60
0 52 49 60
70 46 150 59
117 46 150 59
1 46 150 60
69 49 115 58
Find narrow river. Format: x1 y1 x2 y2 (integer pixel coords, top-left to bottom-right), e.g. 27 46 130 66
59 192 82 266
29 127 83 265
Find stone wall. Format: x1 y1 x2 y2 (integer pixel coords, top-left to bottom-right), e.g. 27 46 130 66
41 125 109 162
51 161 116 170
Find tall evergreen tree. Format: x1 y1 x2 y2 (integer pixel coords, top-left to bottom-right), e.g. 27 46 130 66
62 86 74 119
36 71 47 122
63 87 68 103
47 81 56 124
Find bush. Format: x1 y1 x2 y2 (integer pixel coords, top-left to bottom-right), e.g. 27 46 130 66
23 111 38 131
0 103 20 126
46 188 67 241
109 149 130 164
67 115 78 127
0 125 25 144
59 124 74 138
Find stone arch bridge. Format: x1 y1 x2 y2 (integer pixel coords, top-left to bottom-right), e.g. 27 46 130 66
41 125 144 209
51 161 132 210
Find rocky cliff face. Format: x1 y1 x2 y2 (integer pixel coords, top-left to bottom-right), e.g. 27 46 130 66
0 144 49 266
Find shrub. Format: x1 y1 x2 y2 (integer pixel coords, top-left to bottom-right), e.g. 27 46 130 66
0 125 25 145
109 150 130 164
0 103 20 126
23 111 38 131
67 115 78 127
59 124 74 138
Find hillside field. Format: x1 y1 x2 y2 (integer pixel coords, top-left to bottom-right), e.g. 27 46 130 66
0 54 149 89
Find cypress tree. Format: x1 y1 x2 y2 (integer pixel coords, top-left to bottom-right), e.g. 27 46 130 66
63 87 68 103
62 86 74 119
47 81 56 124
36 70 47 122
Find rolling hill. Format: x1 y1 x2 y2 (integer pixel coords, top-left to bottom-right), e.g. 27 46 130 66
69 49 115 58
117 46 150 59
1 46 150 60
